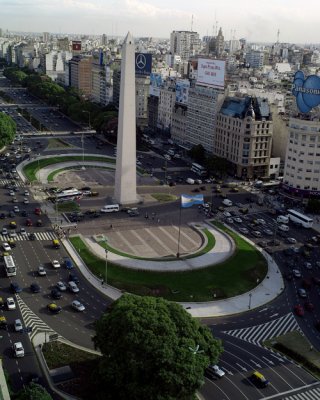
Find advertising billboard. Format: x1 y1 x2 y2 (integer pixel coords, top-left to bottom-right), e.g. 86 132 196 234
149 73 162 97
72 41 82 51
292 70 320 113
135 53 152 76
176 79 190 104
197 58 225 89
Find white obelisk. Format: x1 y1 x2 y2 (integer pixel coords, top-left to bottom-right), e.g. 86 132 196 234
114 32 138 205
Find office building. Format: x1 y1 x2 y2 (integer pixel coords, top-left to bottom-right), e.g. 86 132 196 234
245 50 264 68
69 55 93 97
170 30 200 61
157 79 176 132
91 60 107 105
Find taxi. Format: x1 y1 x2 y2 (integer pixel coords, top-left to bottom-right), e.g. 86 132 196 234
9 221 17 229
0 315 7 330
47 303 62 314
251 371 269 387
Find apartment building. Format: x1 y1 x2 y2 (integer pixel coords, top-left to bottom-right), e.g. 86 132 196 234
69 55 93 97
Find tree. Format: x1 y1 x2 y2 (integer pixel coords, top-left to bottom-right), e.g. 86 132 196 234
188 144 205 164
93 295 223 400
0 112 16 146
205 155 229 178
306 199 320 214
15 383 52 400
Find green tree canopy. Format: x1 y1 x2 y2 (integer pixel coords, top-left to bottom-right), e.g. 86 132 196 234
15 383 52 400
306 199 320 214
188 144 206 164
93 295 223 400
0 112 16 146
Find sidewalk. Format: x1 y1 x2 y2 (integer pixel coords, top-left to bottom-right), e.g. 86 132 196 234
63 225 284 318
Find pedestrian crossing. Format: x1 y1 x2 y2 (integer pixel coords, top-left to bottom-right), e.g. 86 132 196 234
280 387 320 400
1 179 24 187
0 231 57 241
15 294 61 342
223 313 301 347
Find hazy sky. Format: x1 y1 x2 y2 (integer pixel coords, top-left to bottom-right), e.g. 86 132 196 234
0 0 319 43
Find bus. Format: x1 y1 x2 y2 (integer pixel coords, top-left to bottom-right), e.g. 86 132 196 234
100 204 120 213
55 189 82 203
191 163 207 177
287 209 313 228
4 255 16 277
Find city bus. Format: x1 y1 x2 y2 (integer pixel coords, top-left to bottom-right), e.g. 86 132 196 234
55 189 82 203
4 255 16 277
191 163 207 177
287 209 313 228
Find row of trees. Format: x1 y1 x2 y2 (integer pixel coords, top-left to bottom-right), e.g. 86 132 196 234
0 112 16 147
188 144 229 178
3 67 118 135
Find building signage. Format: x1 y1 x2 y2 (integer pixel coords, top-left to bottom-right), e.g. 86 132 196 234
176 79 190 104
197 58 225 89
135 53 152 76
292 70 320 113
72 41 82 51
149 73 162 97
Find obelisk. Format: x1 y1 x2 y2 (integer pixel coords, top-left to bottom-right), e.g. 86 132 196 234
114 32 138 204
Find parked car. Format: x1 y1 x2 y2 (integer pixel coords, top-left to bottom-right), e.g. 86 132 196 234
208 365 225 378
71 300 85 312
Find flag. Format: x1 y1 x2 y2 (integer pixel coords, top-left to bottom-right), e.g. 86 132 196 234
181 194 204 208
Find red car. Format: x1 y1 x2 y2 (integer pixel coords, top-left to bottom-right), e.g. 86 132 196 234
304 302 315 311
294 305 304 316
34 208 41 216
26 219 32 227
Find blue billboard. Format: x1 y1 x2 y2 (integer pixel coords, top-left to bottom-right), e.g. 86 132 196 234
135 53 152 76
292 70 320 113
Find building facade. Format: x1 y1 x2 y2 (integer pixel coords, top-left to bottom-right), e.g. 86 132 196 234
171 103 188 145
69 55 93 97
214 96 273 179
170 31 200 61
91 60 107 105
283 117 320 197
157 80 176 132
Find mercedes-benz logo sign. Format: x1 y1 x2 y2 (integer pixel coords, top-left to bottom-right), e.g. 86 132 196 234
136 53 147 70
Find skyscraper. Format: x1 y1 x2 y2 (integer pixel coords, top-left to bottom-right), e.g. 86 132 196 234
170 31 200 61
114 32 138 205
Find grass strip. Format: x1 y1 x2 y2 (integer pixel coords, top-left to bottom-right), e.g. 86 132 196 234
151 193 178 202
47 165 114 182
69 227 267 302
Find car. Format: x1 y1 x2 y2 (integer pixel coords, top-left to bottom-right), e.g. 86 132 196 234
7 297 16 310
226 217 233 224
56 281 67 291
25 218 32 227
51 289 62 300
292 269 302 278
68 273 79 284
9 212 15 218
38 265 46 276
208 365 225 378
47 303 62 314
9 221 17 228
252 231 262 238
223 211 231 217
72 300 85 312
23 198 29 204
251 371 269 388
297 288 307 298
287 237 297 244
256 219 266 225
257 241 268 248
52 260 61 269
21 210 28 217
64 258 73 270
13 206 19 213
268 239 280 246
14 319 23 332
2 242 11 252
68 281 79 293
304 262 312 270
12 197 18 203
304 301 314 311
29 233 36 241
263 229 273 236
13 342 24 357
30 283 41 293
9 190 15 196
234 217 242 223
1 228 8 235
34 208 41 215
24 190 29 196
20 227 27 235
9 231 17 238
294 305 304 316
10 282 22 293
0 213 6 219
239 227 249 234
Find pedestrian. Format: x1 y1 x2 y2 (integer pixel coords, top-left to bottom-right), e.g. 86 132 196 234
101 279 104 286
157 218 160 223
110 224 113 229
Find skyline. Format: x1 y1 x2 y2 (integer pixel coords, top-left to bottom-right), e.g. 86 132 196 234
0 0 320 44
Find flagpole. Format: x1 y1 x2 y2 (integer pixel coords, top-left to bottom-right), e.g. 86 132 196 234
177 199 182 258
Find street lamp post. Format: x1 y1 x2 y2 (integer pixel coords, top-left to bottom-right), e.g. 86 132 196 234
81 132 85 170
82 110 91 130
248 293 252 309
105 249 108 285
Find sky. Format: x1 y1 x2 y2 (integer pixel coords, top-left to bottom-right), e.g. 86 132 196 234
0 0 319 44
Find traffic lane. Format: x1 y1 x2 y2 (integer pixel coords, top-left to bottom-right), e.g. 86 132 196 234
14 240 109 348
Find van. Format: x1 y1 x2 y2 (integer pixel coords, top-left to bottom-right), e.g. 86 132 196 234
222 199 233 207
100 204 120 213
251 371 269 387
52 239 60 249
277 215 289 224
186 178 195 185
279 224 289 232
167 149 175 156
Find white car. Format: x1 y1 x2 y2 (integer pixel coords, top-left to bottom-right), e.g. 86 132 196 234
239 227 249 234
38 265 46 276
226 217 234 224
2 228 8 235
9 231 17 238
292 269 302 278
234 217 242 223
9 191 15 196
7 297 16 310
256 219 266 225
23 198 29 204
13 206 19 213
56 281 67 291
24 191 30 196
52 260 61 269
2 242 11 252
287 237 297 244
13 342 24 357
223 211 231 217
20 227 27 235
68 281 79 293
209 365 225 378
14 319 23 332
72 300 85 312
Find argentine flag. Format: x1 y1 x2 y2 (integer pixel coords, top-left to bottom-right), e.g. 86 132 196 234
181 194 204 208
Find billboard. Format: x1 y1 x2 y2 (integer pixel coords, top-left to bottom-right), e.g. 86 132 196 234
149 73 162 97
135 53 152 76
176 79 190 104
292 70 320 113
72 41 82 51
197 58 225 89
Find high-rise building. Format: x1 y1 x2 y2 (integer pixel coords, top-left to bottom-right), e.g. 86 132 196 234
43 32 50 43
207 28 224 57
170 30 200 61
245 50 264 68
57 37 69 51
147 95 159 132
157 79 176 132
171 103 188 145
214 96 273 179
91 60 107 105
136 75 150 128
69 55 93 97
101 34 107 46
283 117 320 198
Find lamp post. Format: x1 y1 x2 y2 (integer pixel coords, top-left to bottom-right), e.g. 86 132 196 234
248 293 252 309
82 110 91 130
105 248 108 285
81 132 85 170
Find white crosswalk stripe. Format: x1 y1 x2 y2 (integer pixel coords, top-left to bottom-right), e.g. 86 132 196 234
15 294 61 342
1 179 24 187
223 313 301 347
0 231 57 241
281 387 320 400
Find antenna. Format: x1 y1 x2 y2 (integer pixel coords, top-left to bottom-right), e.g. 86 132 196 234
191 14 194 32
277 29 280 43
